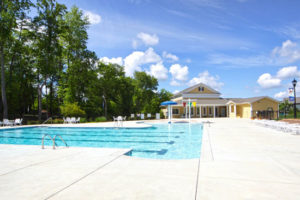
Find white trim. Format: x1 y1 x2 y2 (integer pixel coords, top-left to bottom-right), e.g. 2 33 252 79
183 93 221 98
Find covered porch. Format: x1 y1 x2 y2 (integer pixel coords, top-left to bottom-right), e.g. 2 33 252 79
170 99 229 118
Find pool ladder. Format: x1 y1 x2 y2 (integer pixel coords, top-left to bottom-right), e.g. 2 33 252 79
41 134 69 149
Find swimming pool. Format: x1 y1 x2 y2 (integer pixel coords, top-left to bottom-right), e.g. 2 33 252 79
0 123 203 159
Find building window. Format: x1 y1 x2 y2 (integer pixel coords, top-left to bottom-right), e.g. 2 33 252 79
197 107 200 115
209 107 212 115
198 87 204 92
191 107 194 115
203 107 206 115
172 109 179 114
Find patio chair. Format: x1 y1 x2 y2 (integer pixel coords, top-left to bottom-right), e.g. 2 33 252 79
66 117 71 124
140 113 144 120
14 118 23 125
70 117 76 124
130 114 134 119
0 121 3 126
3 119 13 126
76 117 80 123
156 113 160 120
147 113 151 118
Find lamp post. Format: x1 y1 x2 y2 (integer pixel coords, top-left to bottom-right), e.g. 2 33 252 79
292 78 297 118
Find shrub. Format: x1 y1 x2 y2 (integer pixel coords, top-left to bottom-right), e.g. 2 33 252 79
95 116 106 122
80 117 87 123
52 119 64 124
27 120 40 125
60 102 85 117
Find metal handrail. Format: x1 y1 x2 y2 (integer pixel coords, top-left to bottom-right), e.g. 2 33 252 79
53 134 68 148
42 117 52 124
41 134 56 149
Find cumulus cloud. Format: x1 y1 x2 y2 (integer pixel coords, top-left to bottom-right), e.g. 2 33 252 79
169 64 189 82
162 51 179 62
148 62 168 80
132 32 159 48
257 73 281 89
170 80 181 86
272 40 300 63
83 10 102 24
188 70 224 90
274 91 288 99
276 66 300 79
99 57 123 66
124 47 161 76
173 90 180 94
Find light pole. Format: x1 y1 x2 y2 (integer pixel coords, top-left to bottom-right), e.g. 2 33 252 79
292 78 297 118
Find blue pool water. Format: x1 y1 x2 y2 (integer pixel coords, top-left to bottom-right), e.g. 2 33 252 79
0 123 203 159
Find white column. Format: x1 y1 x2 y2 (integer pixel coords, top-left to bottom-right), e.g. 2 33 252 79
213 105 215 118
186 103 188 119
171 105 173 122
199 105 201 118
189 98 191 120
168 105 171 122
234 104 237 117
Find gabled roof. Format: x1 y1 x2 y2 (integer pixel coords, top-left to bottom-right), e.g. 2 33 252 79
227 96 280 104
173 83 220 98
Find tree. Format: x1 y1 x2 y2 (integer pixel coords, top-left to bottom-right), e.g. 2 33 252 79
279 100 292 118
0 0 31 119
34 0 66 120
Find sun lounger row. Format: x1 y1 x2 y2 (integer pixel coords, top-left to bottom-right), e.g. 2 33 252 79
253 119 300 134
0 118 23 126
63 117 80 124
130 113 160 120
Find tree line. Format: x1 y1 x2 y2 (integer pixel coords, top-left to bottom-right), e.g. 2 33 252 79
0 0 172 121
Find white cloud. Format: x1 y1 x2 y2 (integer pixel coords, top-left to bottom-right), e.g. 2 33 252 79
173 90 180 94
257 73 281 89
272 40 300 63
274 91 288 99
83 10 102 24
169 64 189 82
148 62 168 80
137 32 159 46
124 47 161 76
162 51 179 62
132 32 159 48
276 66 300 79
170 80 181 86
99 57 123 66
188 70 224 90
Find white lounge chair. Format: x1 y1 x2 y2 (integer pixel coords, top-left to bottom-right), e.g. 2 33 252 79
14 118 23 125
130 114 134 119
76 117 80 123
140 114 144 120
70 117 76 123
156 113 160 120
147 113 151 118
3 119 13 126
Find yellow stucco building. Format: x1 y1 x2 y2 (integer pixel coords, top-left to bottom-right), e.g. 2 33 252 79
162 83 279 119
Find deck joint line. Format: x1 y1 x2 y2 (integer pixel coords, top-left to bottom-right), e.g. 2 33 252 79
44 152 125 200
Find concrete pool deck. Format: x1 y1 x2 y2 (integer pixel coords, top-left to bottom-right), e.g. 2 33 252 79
0 118 300 199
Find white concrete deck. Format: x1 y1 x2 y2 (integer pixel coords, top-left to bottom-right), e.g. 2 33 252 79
0 118 300 199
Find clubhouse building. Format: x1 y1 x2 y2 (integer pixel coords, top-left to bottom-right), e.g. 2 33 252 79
162 83 279 119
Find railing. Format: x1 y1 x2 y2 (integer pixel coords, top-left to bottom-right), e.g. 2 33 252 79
41 134 56 149
53 134 68 148
41 134 68 149
42 117 52 124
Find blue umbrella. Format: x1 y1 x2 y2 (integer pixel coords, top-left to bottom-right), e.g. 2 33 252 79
160 101 178 106
160 101 177 123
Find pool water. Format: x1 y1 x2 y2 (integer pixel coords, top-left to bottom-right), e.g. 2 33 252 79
0 123 203 159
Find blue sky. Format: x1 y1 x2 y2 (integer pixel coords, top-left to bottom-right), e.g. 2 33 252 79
58 0 300 99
